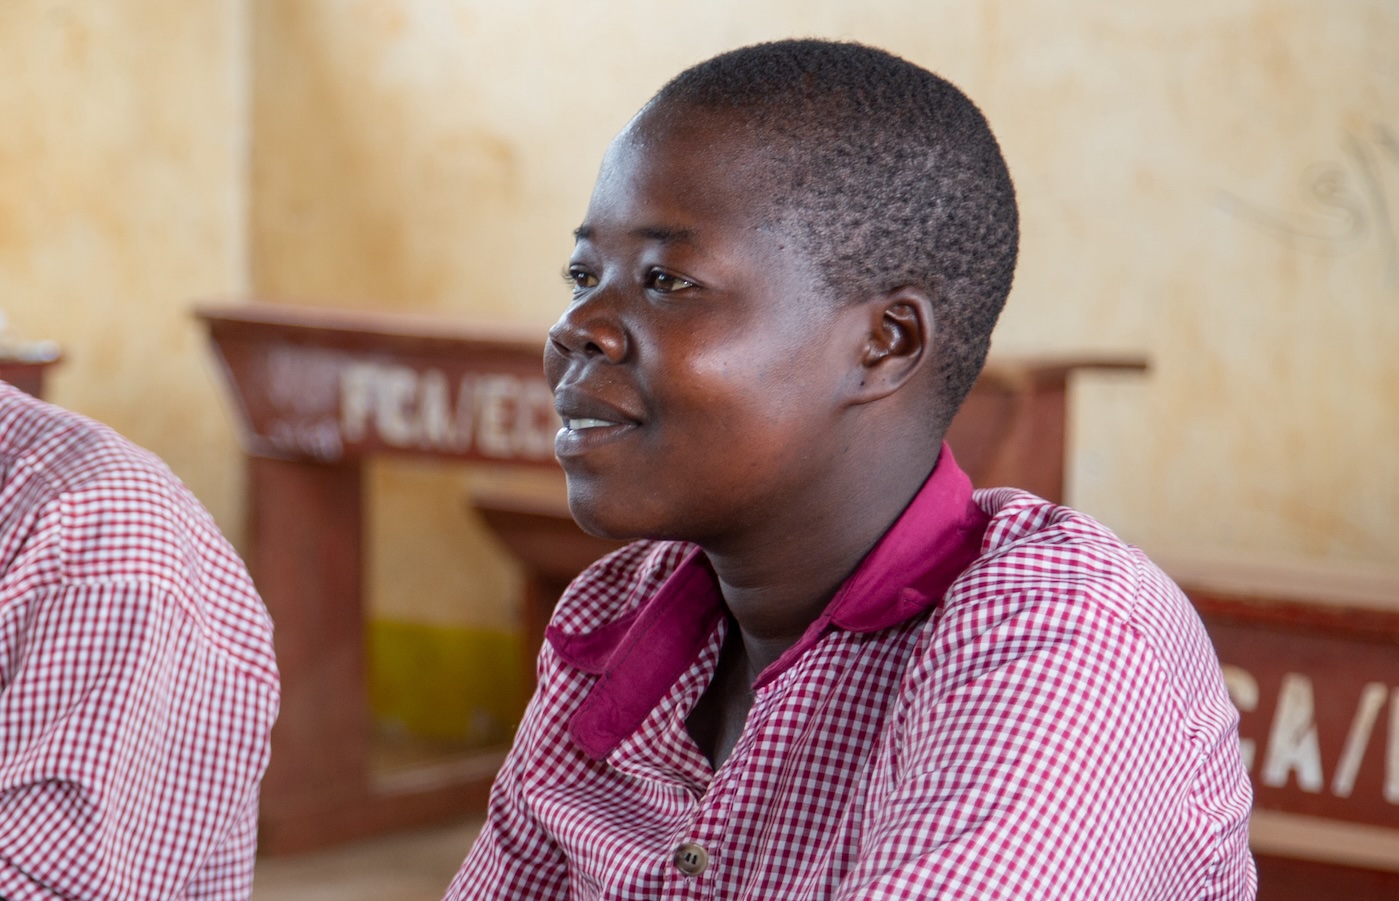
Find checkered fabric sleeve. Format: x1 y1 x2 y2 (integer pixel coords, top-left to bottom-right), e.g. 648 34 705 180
0 387 280 900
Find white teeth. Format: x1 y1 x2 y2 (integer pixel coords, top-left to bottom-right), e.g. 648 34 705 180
565 418 616 430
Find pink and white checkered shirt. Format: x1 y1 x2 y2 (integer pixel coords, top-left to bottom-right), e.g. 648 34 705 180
0 384 280 900
446 447 1255 900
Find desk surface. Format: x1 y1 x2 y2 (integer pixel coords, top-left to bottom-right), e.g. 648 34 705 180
1161 553 1399 613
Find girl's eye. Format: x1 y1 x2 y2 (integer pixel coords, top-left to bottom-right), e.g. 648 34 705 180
564 267 598 291
648 270 696 294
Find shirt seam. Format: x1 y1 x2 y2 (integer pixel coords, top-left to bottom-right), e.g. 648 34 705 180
44 567 278 693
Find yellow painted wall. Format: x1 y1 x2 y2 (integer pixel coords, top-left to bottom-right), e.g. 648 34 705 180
0 0 248 535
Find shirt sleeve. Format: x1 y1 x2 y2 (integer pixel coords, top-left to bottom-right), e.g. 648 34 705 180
442 648 571 901
0 578 279 901
834 584 1254 900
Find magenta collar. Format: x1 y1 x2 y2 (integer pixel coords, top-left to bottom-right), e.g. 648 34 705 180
549 443 990 760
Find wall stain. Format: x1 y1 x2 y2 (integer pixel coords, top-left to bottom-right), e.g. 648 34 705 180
1216 121 1399 291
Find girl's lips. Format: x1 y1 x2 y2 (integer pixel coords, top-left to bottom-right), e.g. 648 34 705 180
552 384 644 461
554 419 639 459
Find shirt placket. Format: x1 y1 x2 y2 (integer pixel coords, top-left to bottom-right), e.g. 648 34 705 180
597 621 726 897
659 673 790 900
658 758 733 898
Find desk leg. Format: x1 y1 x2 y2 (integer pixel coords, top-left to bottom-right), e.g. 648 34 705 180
984 379 1068 505
0 363 52 399
247 455 370 851
519 573 575 690
247 455 503 853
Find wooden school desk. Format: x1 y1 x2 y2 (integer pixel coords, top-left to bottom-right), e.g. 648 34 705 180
199 301 1142 852
1164 557 1399 899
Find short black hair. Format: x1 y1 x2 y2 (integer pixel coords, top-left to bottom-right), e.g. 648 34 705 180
648 39 1018 428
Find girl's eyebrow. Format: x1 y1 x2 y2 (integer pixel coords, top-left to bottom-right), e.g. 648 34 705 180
571 225 697 244
634 226 696 245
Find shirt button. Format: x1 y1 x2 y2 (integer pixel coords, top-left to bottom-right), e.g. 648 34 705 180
673 842 709 876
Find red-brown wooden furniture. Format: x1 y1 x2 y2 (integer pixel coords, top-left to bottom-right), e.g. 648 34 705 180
1162 557 1399 898
0 342 61 398
199 301 1142 852
200 303 558 853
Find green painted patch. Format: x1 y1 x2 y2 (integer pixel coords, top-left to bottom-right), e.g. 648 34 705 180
368 620 526 747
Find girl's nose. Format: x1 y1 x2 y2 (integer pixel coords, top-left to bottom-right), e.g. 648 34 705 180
546 293 630 365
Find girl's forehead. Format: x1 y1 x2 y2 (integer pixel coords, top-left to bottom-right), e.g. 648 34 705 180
588 112 779 227
628 104 775 175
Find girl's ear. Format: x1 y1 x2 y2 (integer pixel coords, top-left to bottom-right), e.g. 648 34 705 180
852 286 934 403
